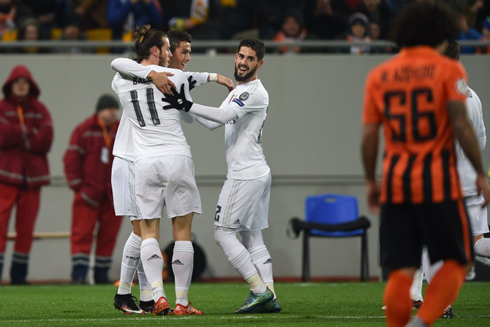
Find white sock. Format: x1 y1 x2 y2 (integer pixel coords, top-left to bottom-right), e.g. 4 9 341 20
410 267 423 302
422 248 443 283
249 246 275 297
173 241 194 306
474 238 490 257
140 238 165 301
137 262 152 302
215 228 265 293
117 232 141 295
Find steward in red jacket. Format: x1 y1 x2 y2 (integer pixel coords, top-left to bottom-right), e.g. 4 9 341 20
0 65 53 284
63 94 123 284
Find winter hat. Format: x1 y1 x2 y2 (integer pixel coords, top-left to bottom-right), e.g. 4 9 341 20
96 94 119 112
348 12 369 29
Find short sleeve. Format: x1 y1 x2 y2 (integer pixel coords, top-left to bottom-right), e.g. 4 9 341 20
444 61 468 103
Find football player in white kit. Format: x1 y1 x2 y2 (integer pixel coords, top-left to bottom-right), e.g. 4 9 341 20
408 39 489 319
162 39 280 314
112 29 234 316
111 25 202 316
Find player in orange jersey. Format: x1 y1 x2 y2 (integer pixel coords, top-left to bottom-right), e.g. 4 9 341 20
361 2 490 327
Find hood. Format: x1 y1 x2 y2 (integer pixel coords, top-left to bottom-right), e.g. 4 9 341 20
2 65 41 100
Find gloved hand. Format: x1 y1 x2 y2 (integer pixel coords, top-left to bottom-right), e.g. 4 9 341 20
162 84 193 112
188 75 197 91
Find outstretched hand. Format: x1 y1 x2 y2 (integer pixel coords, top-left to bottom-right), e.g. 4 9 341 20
162 84 193 112
188 75 197 91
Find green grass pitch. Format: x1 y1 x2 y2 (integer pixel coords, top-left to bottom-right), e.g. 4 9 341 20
1 282 489 326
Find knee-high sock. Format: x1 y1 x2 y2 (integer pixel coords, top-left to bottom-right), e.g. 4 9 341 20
474 238 490 257
410 267 424 302
140 238 165 301
173 241 194 306
137 261 152 302
417 260 466 325
249 246 275 297
384 270 413 327
117 232 141 295
215 227 266 294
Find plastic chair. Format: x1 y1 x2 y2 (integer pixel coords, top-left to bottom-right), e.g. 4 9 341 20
288 194 370 282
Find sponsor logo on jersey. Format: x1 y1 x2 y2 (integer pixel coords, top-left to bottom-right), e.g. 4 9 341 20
263 258 272 265
133 77 151 85
466 89 472 98
239 92 249 101
233 98 245 107
234 218 240 224
172 259 184 265
227 119 236 124
147 254 162 261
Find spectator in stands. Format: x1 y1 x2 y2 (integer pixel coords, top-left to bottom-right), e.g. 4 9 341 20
457 12 483 54
367 18 392 53
22 0 65 39
54 15 94 54
13 18 49 54
358 0 392 39
463 0 485 30
256 0 304 39
339 12 370 54
63 94 122 284
106 0 164 41
160 0 223 40
273 9 319 54
478 15 490 53
303 0 348 41
0 65 53 284
0 0 33 41
67 0 110 30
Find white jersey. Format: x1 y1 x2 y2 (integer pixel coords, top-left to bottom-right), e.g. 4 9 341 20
185 71 209 87
112 110 134 160
455 87 486 196
111 65 193 161
221 79 270 180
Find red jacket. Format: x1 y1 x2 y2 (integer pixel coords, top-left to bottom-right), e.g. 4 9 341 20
0 65 53 187
63 113 119 207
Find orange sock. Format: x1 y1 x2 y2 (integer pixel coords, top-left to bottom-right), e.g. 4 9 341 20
417 260 466 325
384 270 413 327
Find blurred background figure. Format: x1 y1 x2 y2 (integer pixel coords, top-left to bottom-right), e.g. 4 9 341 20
339 12 370 54
273 9 319 54
303 0 348 41
66 0 110 30
457 12 483 54
63 94 122 285
0 0 33 42
22 0 65 40
13 18 49 54
478 15 490 53
106 0 163 41
0 65 53 285
54 14 94 54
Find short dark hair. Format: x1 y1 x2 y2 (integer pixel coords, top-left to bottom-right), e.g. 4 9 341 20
167 30 193 54
444 39 460 60
131 25 167 62
237 38 265 61
390 2 460 48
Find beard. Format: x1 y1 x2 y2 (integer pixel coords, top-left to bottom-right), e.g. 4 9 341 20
234 64 257 82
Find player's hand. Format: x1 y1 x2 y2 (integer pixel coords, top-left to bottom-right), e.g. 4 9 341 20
476 174 490 208
188 75 197 91
217 74 235 92
162 84 193 112
366 180 381 214
148 71 176 95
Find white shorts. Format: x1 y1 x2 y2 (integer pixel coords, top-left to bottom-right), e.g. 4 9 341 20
134 155 202 219
112 157 138 220
214 172 271 231
465 194 489 236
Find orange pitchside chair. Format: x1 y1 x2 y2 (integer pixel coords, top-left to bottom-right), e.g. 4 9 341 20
288 194 371 282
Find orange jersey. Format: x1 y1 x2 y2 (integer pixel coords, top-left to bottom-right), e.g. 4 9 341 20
363 46 468 204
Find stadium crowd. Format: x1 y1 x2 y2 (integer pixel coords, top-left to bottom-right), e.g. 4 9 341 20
1 0 490 54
